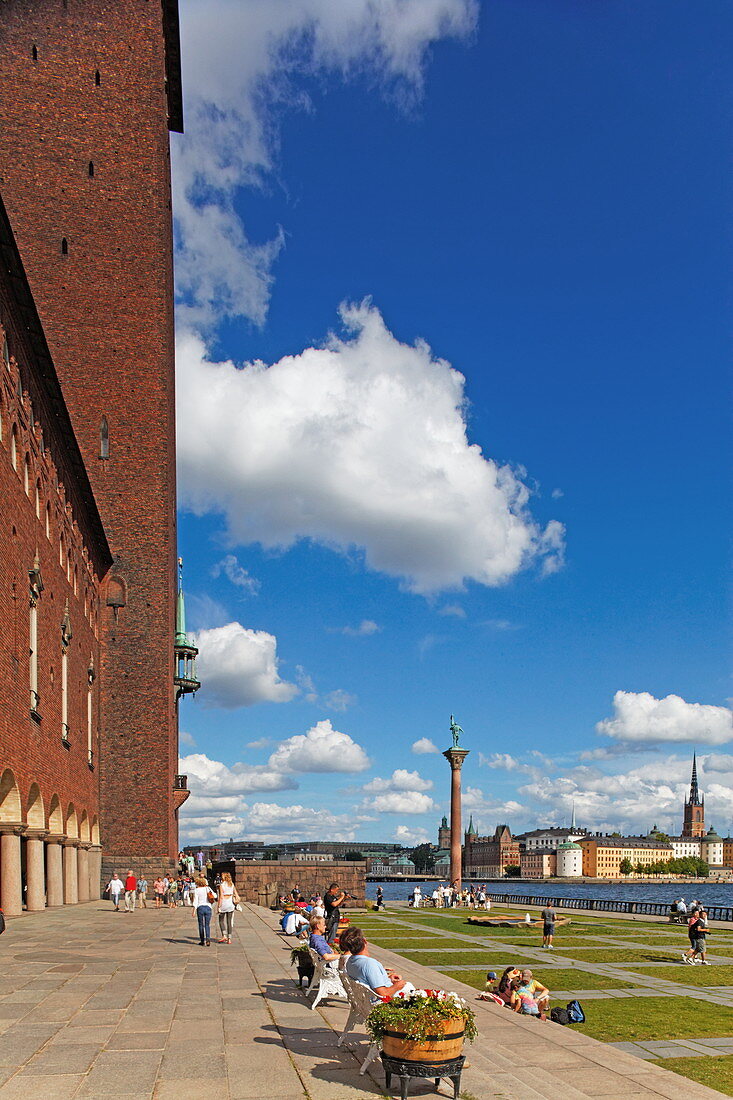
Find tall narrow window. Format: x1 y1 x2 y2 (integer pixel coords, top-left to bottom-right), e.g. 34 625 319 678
31 44 38 61
99 417 109 458
88 161 94 178
61 238 68 255
95 69 100 86
59 533 64 567
45 502 51 540
24 454 30 495
30 601 38 713
87 659 95 768
61 602 72 745
35 478 41 518
10 425 17 469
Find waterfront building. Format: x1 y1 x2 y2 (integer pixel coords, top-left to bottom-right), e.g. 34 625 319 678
701 826 723 869
520 847 557 878
463 824 520 878
556 839 584 878
437 814 451 850
682 754 705 837
580 835 673 878
0 0 191 909
515 826 586 852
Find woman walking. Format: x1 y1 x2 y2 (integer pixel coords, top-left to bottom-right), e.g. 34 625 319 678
217 872 239 943
153 876 165 909
193 876 214 946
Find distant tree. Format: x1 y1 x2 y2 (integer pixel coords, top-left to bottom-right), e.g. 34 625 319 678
262 848 279 861
609 831 622 837
504 864 521 878
619 857 634 875
410 844 436 873
344 851 363 861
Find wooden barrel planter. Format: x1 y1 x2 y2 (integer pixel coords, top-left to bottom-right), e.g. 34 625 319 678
382 1017 465 1065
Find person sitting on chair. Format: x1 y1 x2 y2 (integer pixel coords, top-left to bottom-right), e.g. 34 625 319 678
309 915 340 964
340 926 415 1000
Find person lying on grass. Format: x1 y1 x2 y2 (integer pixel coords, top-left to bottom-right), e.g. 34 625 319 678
340 926 416 1000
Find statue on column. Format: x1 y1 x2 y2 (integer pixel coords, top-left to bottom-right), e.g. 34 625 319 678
449 714 463 748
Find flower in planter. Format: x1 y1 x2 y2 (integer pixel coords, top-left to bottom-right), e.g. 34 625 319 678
367 988 478 1045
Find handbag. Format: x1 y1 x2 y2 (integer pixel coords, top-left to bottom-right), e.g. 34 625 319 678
235 903 242 912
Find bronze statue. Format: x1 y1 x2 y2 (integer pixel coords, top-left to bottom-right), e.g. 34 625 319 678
449 714 463 748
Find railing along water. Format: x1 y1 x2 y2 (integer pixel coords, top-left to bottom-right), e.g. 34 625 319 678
484 893 733 923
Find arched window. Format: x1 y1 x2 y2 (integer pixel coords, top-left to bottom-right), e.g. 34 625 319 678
10 425 17 470
99 417 109 459
24 454 30 496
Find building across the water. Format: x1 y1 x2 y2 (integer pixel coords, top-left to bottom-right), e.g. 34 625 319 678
463 820 521 878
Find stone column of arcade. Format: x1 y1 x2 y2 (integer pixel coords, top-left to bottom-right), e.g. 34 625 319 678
0 825 26 916
62 839 79 905
443 736 470 889
77 845 90 903
45 835 66 906
25 828 48 910
88 845 102 900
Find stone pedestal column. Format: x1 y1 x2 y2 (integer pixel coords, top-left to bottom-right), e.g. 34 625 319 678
88 845 102 900
25 829 48 911
45 835 65 907
63 840 79 905
443 748 470 890
77 845 91 903
0 826 25 916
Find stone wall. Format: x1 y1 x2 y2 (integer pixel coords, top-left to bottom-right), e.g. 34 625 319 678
230 860 366 909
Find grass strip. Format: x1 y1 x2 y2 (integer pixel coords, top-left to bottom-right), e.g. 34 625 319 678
550 948 680 963
626 965 733 986
565 996 733 1042
449 968 635 992
651 1055 733 1096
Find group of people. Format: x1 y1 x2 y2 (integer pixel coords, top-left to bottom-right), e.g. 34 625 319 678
409 882 492 909
105 867 241 947
280 883 349 943
308 915 415 1000
678 900 711 964
487 966 551 1019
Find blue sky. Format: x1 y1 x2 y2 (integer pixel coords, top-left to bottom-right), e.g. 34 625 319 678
172 0 732 847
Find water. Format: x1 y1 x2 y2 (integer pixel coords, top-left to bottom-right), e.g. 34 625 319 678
369 879 732 907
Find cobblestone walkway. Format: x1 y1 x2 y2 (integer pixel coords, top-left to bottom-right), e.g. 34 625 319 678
0 901 727 1098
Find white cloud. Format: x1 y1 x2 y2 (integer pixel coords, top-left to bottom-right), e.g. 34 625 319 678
461 786 524 822
295 666 319 704
551 488 564 499
195 621 298 708
179 799 357 844
180 752 297 795
597 691 733 746
336 620 382 637
370 791 436 814
478 752 542 779
267 719 370 773
412 738 439 755
173 0 478 330
246 737 272 750
179 731 196 748
437 604 465 618
395 824 430 845
177 305 565 594
324 689 357 712
363 769 433 793
211 554 260 594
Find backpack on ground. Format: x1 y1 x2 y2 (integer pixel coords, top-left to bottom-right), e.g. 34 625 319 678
550 1006 570 1025
566 999 585 1024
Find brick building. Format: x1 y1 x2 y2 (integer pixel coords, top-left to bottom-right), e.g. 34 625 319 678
463 823 520 879
0 0 189 906
682 754 705 838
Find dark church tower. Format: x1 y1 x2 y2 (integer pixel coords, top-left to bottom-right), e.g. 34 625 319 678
0 2 184 878
682 754 705 838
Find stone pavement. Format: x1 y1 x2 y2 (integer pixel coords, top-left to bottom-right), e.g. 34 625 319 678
0 900 726 1099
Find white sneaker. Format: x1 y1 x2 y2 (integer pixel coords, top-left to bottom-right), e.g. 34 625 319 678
701 960 711 965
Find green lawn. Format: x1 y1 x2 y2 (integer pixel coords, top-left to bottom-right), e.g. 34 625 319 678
627 964 733 986
550 948 680 963
567 996 733 1042
450 968 635 991
651 1056 733 1097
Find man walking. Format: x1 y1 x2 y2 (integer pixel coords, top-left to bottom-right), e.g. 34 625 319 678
124 870 137 912
107 872 124 911
137 876 148 908
541 902 556 948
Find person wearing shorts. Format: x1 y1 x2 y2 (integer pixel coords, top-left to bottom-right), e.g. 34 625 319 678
541 904 556 948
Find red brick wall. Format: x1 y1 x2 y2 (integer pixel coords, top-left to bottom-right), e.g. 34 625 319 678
0 321 102 840
0 2 179 861
231 861 367 909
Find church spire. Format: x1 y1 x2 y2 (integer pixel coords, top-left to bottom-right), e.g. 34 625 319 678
174 558 200 701
689 753 701 806
571 799 576 831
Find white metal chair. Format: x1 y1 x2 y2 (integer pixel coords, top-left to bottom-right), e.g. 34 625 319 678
306 948 347 1010
338 969 380 1074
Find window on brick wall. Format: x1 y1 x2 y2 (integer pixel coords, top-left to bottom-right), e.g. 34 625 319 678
61 238 68 255
95 70 100 86
30 601 39 714
88 161 94 178
99 417 109 459
35 478 41 518
24 454 30 496
10 424 17 470
32 44 38 61
45 502 51 540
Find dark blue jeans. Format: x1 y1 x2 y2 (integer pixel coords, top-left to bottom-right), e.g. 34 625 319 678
196 904 212 943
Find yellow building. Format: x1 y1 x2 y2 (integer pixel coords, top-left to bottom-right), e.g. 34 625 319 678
580 836 673 878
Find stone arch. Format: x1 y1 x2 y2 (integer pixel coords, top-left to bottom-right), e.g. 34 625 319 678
79 810 90 843
26 783 45 829
91 816 100 845
65 803 78 839
48 795 63 834
0 769 22 823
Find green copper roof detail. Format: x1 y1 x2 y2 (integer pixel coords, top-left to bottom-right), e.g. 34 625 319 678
175 557 188 646
467 814 477 836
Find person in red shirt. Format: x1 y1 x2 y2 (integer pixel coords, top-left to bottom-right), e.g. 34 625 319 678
124 871 137 912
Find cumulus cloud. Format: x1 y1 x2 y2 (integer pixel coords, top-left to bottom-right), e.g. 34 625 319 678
294 668 356 711
180 731 196 748
395 824 430 845
179 798 357 844
180 752 297 795
211 554 260 594
363 770 433 793
324 689 357 712
412 738 439 755
461 786 524 821
267 719 370 773
597 691 733 746
336 620 382 637
437 604 466 618
195 622 298 708
177 305 565 593
369 791 436 814
478 752 543 779
173 0 478 330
